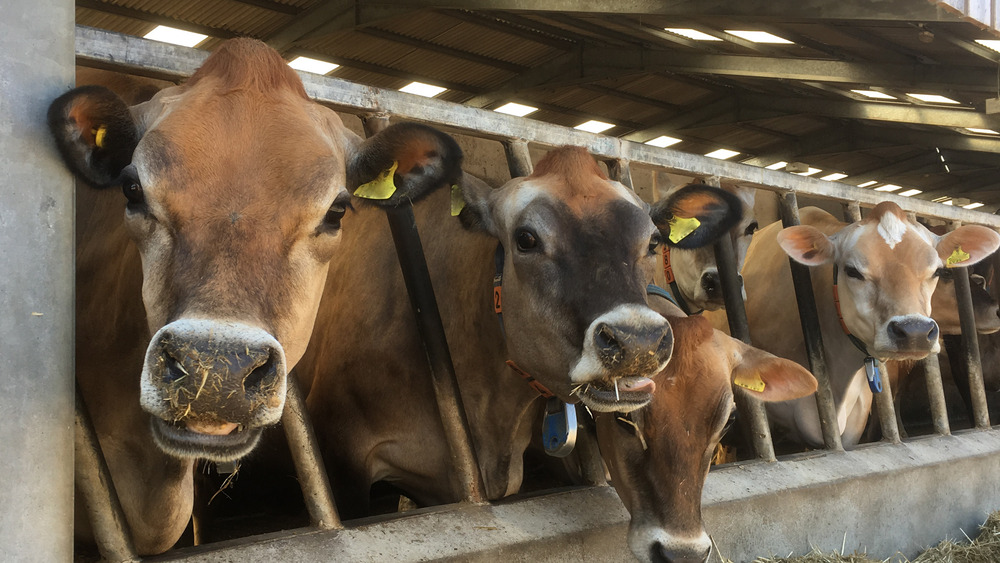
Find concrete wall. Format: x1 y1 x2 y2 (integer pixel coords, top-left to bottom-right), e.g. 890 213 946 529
0 1 76 561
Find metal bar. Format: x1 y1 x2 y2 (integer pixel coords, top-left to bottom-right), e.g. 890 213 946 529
843 201 862 223
954 266 991 429
281 375 342 530
713 235 776 461
779 193 845 452
873 360 901 443
921 354 952 436
74 390 138 562
1 2 75 560
606 158 634 190
73 26 1000 228
503 139 534 178
368 111 486 504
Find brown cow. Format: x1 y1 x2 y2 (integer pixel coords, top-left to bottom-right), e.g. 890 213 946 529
51 40 462 554
739 203 999 448
596 294 816 563
302 147 743 516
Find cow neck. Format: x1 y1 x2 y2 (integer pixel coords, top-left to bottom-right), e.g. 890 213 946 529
493 242 558 399
661 245 702 315
832 263 883 393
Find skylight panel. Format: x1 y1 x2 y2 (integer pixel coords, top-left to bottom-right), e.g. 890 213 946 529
143 25 207 48
964 202 985 209
820 173 848 181
645 135 682 148
793 167 822 176
966 128 1000 135
765 161 788 170
976 39 1000 53
942 200 954 205
906 93 960 104
874 184 903 192
574 120 615 133
704 149 740 160
857 180 878 188
400 82 447 97
494 102 538 117
724 30 793 44
287 56 339 75
851 89 897 100
664 28 722 41
899 189 922 197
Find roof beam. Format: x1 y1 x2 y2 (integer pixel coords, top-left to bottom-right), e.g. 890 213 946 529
736 95 999 130
356 27 527 73
353 0 964 22
265 1 357 51
76 0 240 39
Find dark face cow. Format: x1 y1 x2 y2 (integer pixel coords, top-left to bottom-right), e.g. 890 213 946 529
596 295 816 563
302 147 742 516
52 40 461 554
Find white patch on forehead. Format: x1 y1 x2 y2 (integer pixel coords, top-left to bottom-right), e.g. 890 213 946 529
877 212 908 250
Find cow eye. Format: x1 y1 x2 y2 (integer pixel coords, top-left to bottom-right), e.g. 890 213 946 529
744 221 759 237
321 197 352 233
648 233 662 255
934 268 953 280
515 228 538 251
844 265 865 281
120 169 145 210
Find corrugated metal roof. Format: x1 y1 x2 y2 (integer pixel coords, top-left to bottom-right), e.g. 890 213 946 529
71 0 1000 208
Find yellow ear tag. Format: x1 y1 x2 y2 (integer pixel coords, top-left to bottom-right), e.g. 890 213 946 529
93 125 107 149
353 160 398 200
667 215 701 244
734 371 766 392
450 184 465 217
946 247 971 268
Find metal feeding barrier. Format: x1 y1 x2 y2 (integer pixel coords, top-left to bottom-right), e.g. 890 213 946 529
70 25 1000 562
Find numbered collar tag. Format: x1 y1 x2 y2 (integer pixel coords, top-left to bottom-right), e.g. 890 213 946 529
864 356 882 393
542 398 577 458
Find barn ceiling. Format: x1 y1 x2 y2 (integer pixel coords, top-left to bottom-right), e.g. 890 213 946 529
76 0 1000 210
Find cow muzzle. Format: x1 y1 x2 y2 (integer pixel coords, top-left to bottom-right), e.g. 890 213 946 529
140 318 288 461
570 304 672 412
630 526 712 563
877 314 940 359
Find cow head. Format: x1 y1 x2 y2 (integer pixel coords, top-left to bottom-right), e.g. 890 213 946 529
458 147 741 412
930 254 1000 335
779 201 1000 360
49 39 461 461
661 185 756 311
596 309 817 563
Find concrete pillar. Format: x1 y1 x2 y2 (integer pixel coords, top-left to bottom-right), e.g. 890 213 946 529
0 1 76 561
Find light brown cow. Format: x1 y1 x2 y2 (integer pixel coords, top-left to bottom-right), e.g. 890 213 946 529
659 184 757 313
51 40 462 554
738 203 999 448
596 294 816 563
302 147 743 516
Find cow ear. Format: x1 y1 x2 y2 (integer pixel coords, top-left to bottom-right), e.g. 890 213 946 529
649 184 742 249
731 345 818 402
936 225 1000 269
777 226 835 266
455 172 498 234
47 85 139 189
348 122 463 208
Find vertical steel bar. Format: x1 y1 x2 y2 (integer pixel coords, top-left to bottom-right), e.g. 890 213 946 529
364 116 487 503
921 354 952 435
843 201 862 223
606 158 634 190
779 193 845 451
0 1 75 559
281 376 342 529
503 139 533 178
873 360 901 443
954 265 991 429
75 391 138 562
713 235 777 461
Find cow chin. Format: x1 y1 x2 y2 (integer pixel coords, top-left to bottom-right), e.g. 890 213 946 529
150 417 263 462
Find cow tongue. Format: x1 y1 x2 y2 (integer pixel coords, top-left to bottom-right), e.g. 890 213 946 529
185 421 239 436
620 377 655 394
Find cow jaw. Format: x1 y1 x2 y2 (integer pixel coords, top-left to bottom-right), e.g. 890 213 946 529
141 318 288 461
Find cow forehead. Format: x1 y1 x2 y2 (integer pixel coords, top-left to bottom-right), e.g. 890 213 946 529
499 174 645 229
840 214 939 271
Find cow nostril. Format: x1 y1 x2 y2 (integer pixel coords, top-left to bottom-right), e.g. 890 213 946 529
163 352 188 384
701 272 721 296
888 320 908 340
595 324 624 365
927 323 939 342
243 353 277 395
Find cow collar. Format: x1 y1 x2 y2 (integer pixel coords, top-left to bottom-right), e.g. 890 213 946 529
661 245 703 316
832 263 883 393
